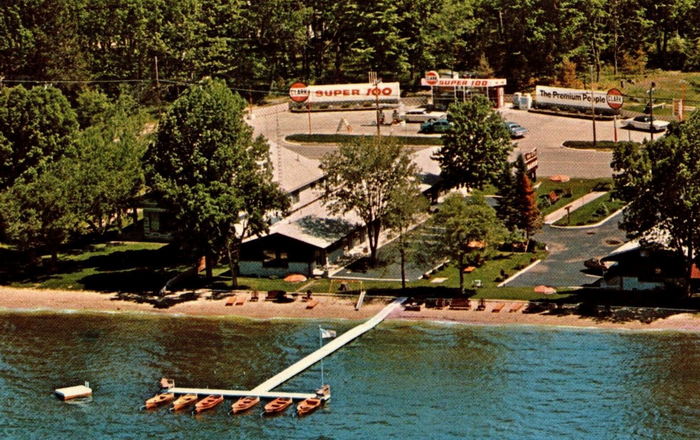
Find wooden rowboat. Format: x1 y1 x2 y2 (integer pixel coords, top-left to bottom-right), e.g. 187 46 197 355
264 397 293 414
171 394 198 411
296 397 322 416
194 394 223 414
231 396 260 414
297 384 330 416
145 393 175 409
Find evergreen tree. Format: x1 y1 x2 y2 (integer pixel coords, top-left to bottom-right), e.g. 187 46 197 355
496 155 542 250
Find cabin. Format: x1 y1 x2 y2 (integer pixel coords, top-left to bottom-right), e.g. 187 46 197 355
597 246 686 291
239 214 364 278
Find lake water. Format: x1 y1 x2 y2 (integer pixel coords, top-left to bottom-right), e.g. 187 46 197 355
0 311 698 439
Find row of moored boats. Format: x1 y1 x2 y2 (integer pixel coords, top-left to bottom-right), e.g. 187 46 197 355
144 382 330 417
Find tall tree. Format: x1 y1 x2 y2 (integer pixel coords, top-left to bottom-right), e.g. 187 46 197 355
73 92 149 236
612 116 700 295
147 79 287 286
423 193 506 294
496 155 542 250
0 85 78 190
433 95 512 191
385 182 428 290
319 136 419 266
0 159 81 267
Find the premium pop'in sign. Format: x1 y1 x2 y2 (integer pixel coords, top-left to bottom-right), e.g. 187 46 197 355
535 86 612 111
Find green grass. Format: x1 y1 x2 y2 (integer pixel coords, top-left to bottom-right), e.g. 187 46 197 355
292 249 563 302
562 140 640 151
3 242 186 293
286 133 443 146
553 193 626 226
597 69 700 108
535 178 613 215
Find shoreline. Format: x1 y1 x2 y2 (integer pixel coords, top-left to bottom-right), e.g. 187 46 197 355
1 286 698 332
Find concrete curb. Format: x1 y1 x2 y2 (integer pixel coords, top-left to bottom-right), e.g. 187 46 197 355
498 259 542 287
548 206 626 230
544 191 608 224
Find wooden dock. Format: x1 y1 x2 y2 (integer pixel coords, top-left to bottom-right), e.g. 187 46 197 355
167 387 315 400
167 297 406 400
251 297 406 393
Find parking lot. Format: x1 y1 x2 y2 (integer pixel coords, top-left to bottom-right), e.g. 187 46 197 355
251 102 660 179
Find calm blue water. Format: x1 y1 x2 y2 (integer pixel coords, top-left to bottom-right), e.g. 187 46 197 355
0 311 698 439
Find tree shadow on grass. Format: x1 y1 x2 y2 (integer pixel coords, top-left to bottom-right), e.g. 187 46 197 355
528 288 700 324
80 268 182 294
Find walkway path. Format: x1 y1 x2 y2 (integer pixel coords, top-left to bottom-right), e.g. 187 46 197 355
544 191 607 224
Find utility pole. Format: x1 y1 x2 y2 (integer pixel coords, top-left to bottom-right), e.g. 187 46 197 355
369 71 381 136
589 65 597 148
649 90 653 140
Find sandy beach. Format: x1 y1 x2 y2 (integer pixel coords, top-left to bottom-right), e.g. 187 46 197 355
0 286 698 331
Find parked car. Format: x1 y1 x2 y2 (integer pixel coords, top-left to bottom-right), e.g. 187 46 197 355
419 118 452 134
505 121 528 138
401 108 447 123
621 115 670 132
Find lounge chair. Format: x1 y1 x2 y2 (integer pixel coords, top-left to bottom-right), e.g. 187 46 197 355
509 303 524 313
250 291 259 302
491 303 505 313
475 299 486 311
235 296 246 306
449 298 471 310
225 295 236 306
306 299 319 309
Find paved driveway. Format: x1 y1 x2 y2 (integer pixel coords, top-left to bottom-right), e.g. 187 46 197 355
505 211 627 288
251 104 659 179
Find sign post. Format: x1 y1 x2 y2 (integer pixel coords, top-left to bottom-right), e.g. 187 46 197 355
606 88 624 143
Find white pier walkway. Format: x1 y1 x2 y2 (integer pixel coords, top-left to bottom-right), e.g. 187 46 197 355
252 297 406 393
166 387 315 400
167 297 405 400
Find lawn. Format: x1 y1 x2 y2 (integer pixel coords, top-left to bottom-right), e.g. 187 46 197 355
535 177 613 215
2 242 188 293
553 192 626 226
297 248 558 301
286 133 443 146
596 69 700 115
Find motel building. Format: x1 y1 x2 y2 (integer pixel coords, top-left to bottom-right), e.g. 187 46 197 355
421 70 507 110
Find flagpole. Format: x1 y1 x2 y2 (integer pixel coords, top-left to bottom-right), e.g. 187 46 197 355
319 325 324 387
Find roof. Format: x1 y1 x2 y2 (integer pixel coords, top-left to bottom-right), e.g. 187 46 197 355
269 142 323 192
272 215 357 249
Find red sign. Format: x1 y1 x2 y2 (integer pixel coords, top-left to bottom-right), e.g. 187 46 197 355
289 82 310 102
425 71 440 86
606 88 624 110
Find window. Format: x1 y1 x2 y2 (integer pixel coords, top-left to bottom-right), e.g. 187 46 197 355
262 249 289 268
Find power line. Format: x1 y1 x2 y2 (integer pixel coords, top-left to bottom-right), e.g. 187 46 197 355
0 78 289 95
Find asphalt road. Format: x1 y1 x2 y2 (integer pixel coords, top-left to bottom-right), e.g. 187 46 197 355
250 103 659 178
504 211 627 288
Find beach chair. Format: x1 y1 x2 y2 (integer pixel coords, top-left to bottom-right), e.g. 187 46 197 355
225 295 236 306
265 290 283 301
491 303 505 313
449 298 471 310
509 303 524 313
